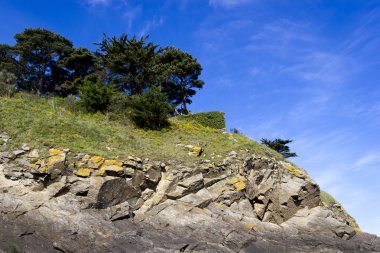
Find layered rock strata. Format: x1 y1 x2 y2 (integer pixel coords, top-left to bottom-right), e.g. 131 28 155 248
0 143 379 252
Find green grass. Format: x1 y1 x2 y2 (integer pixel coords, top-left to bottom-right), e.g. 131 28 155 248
320 191 338 205
0 93 283 163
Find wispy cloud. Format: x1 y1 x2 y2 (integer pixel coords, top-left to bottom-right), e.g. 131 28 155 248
122 4 142 30
138 16 164 37
84 0 112 6
209 0 251 8
352 152 380 169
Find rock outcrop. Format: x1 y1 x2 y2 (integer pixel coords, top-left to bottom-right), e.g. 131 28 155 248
0 141 379 252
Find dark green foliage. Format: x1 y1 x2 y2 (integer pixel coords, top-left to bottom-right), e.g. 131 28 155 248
0 70 17 97
1 28 206 129
230 128 240 134
129 87 174 129
180 111 226 129
0 44 18 75
96 34 159 95
78 74 114 112
60 47 97 95
157 47 204 114
13 28 73 95
60 47 96 78
260 138 297 158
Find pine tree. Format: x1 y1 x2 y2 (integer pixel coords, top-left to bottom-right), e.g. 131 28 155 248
261 138 297 158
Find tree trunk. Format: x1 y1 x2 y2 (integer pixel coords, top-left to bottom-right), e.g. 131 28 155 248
181 80 188 114
37 63 46 95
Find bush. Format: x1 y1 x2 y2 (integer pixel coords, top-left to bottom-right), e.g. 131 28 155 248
78 75 114 112
180 111 226 129
230 128 240 134
129 87 174 130
0 70 17 97
108 92 130 114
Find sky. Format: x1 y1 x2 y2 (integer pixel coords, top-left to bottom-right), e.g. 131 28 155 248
1 0 379 236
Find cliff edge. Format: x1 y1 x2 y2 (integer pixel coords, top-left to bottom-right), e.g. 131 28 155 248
0 137 379 252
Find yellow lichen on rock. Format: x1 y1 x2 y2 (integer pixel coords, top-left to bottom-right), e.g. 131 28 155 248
243 223 256 230
75 168 93 177
30 159 46 171
75 161 85 168
189 146 203 156
288 165 305 178
81 154 90 163
103 160 123 167
230 177 239 184
47 155 65 169
234 181 246 191
87 156 104 169
95 167 106 176
49 148 64 156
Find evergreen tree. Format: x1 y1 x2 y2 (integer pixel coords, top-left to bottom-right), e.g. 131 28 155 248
96 34 159 95
129 86 174 129
261 138 297 158
158 47 204 114
60 47 97 95
13 28 73 95
78 74 114 112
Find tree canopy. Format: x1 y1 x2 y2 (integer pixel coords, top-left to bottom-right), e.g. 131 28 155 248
158 47 204 114
96 34 159 95
1 28 206 128
13 28 74 95
260 138 297 158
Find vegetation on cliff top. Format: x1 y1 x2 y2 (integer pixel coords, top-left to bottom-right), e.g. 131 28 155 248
0 93 283 163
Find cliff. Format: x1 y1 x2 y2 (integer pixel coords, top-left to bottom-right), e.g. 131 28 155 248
0 95 379 252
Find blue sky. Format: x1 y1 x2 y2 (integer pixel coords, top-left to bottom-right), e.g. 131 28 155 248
1 0 379 235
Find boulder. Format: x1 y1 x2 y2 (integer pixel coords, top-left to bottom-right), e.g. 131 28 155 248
144 164 161 187
244 156 320 224
95 178 141 209
282 206 356 239
178 173 204 193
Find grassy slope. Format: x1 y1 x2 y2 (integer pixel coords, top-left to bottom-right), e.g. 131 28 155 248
0 93 283 164
320 191 338 205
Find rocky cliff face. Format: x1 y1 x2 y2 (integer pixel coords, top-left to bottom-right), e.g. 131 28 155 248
0 133 379 253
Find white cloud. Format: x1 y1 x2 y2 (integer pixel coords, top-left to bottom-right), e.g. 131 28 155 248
209 0 250 8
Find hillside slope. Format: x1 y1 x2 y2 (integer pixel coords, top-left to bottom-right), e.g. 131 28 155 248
0 94 379 253
0 93 282 162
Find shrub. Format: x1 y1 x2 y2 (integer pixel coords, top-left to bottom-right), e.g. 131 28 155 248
108 92 130 114
180 111 226 129
230 128 240 134
78 74 114 112
0 70 17 97
129 87 174 130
